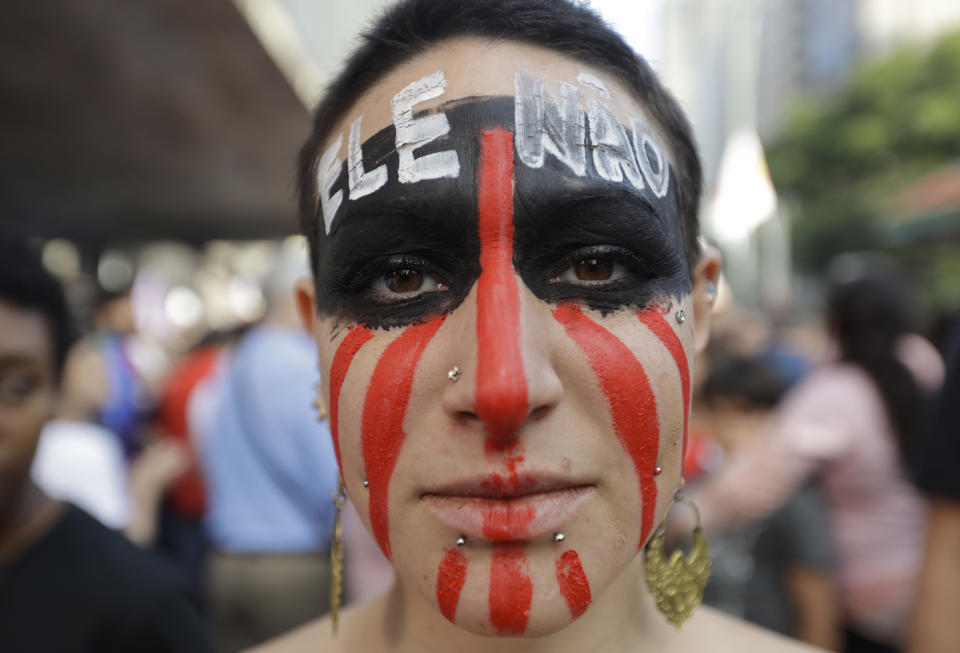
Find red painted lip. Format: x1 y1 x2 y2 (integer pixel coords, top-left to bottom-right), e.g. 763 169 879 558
421 480 594 541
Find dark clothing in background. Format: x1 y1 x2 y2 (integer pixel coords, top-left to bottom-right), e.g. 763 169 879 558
915 326 960 500
0 504 214 653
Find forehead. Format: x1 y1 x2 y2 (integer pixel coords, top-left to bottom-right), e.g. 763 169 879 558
325 38 662 153
0 300 52 364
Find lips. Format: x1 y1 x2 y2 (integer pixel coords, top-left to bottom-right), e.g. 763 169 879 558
421 477 593 542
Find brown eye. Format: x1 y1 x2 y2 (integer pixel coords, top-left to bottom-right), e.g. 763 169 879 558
574 258 614 281
385 268 425 293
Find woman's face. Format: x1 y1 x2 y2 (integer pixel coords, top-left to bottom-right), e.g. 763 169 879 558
305 39 713 637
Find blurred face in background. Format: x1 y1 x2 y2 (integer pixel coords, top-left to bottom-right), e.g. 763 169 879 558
303 39 713 637
0 300 57 521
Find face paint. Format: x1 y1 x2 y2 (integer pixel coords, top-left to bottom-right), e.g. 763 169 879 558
576 71 612 98
636 308 690 459
392 71 461 184
361 317 444 559
489 549 533 634
437 548 468 623
319 133 344 235
481 504 537 540
555 549 592 618
348 115 388 200
552 303 660 547
311 73 689 328
474 128 529 446
329 326 375 475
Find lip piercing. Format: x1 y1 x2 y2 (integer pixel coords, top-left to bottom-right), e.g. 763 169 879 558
456 535 466 547
362 479 369 488
448 366 461 382
675 309 687 325
553 532 565 543
653 466 662 476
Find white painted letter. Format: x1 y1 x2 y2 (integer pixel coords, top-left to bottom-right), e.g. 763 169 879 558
319 134 343 235
348 115 388 200
392 71 460 183
514 73 586 176
631 118 670 198
587 99 644 191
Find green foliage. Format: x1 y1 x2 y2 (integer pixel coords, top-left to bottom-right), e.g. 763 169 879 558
766 30 960 277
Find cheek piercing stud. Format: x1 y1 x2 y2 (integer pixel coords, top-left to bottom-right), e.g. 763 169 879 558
654 466 662 476
553 532 565 543
675 309 687 325
447 366 461 382
362 479 369 488
456 535 466 547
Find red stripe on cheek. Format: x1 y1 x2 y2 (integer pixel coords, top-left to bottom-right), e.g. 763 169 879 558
637 309 690 460
489 549 533 634
556 550 591 618
475 128 528 446
329 326 375 474
552 303 660 547
361 318 443 560
437 548 468 623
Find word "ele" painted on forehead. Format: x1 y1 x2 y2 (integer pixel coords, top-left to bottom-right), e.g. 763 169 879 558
318 70 671 235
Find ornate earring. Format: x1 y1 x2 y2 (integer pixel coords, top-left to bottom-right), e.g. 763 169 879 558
704 281 718 304
330 477 346 635
313 381 328 421
674 309 687 325
644 489 711 627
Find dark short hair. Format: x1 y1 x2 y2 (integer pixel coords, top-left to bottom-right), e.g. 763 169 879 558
701 355 790 409
297 0 702 280
0 233 78 380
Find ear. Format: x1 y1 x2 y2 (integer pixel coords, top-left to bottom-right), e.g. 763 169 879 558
691 246 722 354
294 277 318 335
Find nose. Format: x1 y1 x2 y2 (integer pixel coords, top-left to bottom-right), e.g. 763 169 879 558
448 127 561 448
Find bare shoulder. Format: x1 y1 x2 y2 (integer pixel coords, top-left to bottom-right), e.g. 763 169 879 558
677 606 827 653
246 599 381 653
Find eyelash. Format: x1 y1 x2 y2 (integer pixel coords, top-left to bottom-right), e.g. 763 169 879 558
360 245 649 306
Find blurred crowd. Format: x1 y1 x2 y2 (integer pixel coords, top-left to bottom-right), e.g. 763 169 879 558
1 228 959 653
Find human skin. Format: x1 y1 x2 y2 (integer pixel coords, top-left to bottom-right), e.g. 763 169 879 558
286 38 780 653
0 300 60 564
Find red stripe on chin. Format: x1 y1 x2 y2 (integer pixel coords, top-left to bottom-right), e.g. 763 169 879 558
637 308 690 460
361 318 443 560
329 326 375 475
556 549 592 618
489 549 533 634
475 128 528 448
437 548 468 623
552 303 661 547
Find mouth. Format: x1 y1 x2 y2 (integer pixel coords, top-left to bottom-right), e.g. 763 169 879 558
420 476 594 542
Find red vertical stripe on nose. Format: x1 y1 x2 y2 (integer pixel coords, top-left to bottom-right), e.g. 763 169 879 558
361 318 443 560
329 326 375 475
437 548 468 623
637 309 690 460
552 303 660 547
555 549 592 618
475 128 528 447
489 549 533 634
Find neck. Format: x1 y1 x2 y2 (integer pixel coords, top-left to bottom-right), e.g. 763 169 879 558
0 482 61 566
366 553 673 653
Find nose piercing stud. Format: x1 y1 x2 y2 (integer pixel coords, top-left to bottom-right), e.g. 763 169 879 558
554 532 565 543
448 366 461 382
456 535 466 547
675 310 687 325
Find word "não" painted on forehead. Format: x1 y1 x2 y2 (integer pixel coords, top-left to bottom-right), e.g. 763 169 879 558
318 70 671 235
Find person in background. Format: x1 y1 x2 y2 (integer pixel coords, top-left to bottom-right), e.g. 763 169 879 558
908 321 960 653
199 247 339 652
0 233 213 653
692 270 944 653
698 355 838 650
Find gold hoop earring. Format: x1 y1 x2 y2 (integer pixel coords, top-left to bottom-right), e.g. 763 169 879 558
644 489 711 627
331 477 346 635
313 381 327 421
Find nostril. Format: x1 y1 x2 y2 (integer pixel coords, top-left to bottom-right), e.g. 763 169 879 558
475 385 528 444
